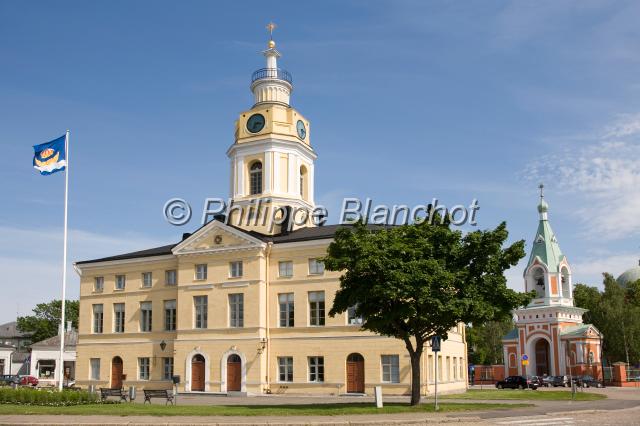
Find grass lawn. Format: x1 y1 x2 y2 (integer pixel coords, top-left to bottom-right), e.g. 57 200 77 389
0 402 532 416
441 389 607 401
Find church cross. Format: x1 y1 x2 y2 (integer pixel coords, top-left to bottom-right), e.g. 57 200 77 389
266 22 277 40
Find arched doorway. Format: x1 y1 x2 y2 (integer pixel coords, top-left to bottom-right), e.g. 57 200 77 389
534 339 551 376
191 354 205 392
346 353 365 393
111 356 123 389
227 354 242 392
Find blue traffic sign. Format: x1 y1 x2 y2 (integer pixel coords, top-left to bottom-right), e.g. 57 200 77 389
431 335 441 352
522 354 528 361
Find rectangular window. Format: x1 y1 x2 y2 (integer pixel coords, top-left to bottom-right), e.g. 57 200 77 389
279 293 295 327
90 358 100 380
115 275 126 290
453 357 458 380
164 300 176 331
142 272 152 287
229 293 244 327
229 261 243 278
138 357 150 380
278 356 293 382
446 357 451 381
92 304 103 333
194 296 208 329
163 357 174 380
308 291 325 326
113 303 125 333
140 301 152 332
38 360 56 379
438 355 443 381
94 276 104 292
308 258 324 275
459 357 464 381
195 264 207 280
347 305 363 325
165 269 177 286
381 355 400 383
428 355 434 384
308 356 324 382
278 261 293 278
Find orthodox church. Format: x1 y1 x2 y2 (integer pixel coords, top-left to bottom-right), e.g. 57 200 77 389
502 187 603 378
73 29 468 396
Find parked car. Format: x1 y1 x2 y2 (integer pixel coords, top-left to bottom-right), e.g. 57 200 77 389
571 375 604 388
0 375 19 386
18 376 38 387
529 375 545 387
496 375 539 390
541 375 555 387
549 375 569 387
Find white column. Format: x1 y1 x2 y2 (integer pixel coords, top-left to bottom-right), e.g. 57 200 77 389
308 163 315 205
264 151 272 194
287 153 296 196
236 156 245 197
273 151 281 194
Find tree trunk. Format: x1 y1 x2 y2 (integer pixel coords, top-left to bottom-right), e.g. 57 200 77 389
409 348 423 406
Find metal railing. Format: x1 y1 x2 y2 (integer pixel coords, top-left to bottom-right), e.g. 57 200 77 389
251 68 292 84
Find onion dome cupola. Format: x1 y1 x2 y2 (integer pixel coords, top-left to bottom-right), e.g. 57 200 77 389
523 184 573 306
616 260 640 288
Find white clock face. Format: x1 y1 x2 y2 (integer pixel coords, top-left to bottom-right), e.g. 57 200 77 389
296 120 306 139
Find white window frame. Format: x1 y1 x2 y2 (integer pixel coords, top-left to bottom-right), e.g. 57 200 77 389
138 357 150 380
165 269 177 286
229 261 243 278
164 299 176 331
142 272 152 288
308 258 324 275
195 264 207 280
381 355 400 383
308 291 325 326
229 293 244 328
278 261 293 278
163 357 174 380
113 303 125 333
194 296 208 329
140 301 152 332
94 276 104 292
90 358 100 380
278 356 293 382
92 304 103 334
308 356 324 383
347 305 363 325
278 293 295 327
115 274 126 290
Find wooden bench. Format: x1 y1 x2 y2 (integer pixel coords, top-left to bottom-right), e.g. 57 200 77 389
143 389 174 405
99 387 129 402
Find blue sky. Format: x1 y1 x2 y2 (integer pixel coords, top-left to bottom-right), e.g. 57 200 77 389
1 1 640 323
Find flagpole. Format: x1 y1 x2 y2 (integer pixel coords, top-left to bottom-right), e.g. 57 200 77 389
58 129 69 391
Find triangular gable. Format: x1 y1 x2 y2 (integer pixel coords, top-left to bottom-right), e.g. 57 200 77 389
172 220 266 256
560 324 601 339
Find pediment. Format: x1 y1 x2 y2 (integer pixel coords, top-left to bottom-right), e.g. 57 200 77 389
172 221 265 255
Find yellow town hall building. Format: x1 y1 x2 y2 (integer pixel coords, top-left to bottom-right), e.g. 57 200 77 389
73 33 468 396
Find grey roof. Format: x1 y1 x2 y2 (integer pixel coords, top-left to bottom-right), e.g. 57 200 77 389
76 222 391 265
0 322 32 338
12 352 29 362
30 330 78 349
560 324 600 339
502 328 519 340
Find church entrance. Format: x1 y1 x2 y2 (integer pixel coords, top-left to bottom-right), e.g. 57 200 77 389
534 339 551 376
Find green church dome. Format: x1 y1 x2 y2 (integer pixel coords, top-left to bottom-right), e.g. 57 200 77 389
616 262 640 287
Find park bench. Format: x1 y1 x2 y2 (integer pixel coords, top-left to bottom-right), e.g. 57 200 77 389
99 387 129 402
143 389 174 405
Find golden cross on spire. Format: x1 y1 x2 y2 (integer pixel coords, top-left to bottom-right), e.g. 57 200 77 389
266 22 277 40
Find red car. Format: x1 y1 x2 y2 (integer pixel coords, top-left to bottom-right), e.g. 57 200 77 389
19 376 38 386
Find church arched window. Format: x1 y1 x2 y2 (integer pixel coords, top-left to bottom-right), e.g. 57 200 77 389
531 268 545 298
250 161 263 195
561 267 571 298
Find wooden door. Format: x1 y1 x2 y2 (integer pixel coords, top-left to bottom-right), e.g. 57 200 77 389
111 357 123 389
191 355 205 391
535 339 550 376
227 354 241 392
347 353 365 393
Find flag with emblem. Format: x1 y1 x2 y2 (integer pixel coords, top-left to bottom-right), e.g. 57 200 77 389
33 134 67 175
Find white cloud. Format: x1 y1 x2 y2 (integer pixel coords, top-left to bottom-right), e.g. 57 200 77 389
0 226 166 323
524 114 640 240
571 252 639 287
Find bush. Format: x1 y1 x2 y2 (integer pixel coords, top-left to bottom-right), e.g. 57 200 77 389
0 388 107 406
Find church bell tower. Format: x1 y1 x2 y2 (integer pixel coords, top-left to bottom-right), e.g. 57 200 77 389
227 23 317 234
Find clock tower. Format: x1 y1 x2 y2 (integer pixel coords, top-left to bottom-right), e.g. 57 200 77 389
227 25 316 234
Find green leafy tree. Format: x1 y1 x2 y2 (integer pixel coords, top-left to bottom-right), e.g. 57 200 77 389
467 318 515 365
324 219 532 405
17 300 78 344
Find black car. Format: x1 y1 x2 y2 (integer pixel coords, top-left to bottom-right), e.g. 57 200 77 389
549 375 569 387
572 375 604 388
529 375 545 387
0 375 19 386
496 375 539 390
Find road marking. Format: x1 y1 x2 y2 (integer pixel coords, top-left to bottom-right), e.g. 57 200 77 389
494 417 575 425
